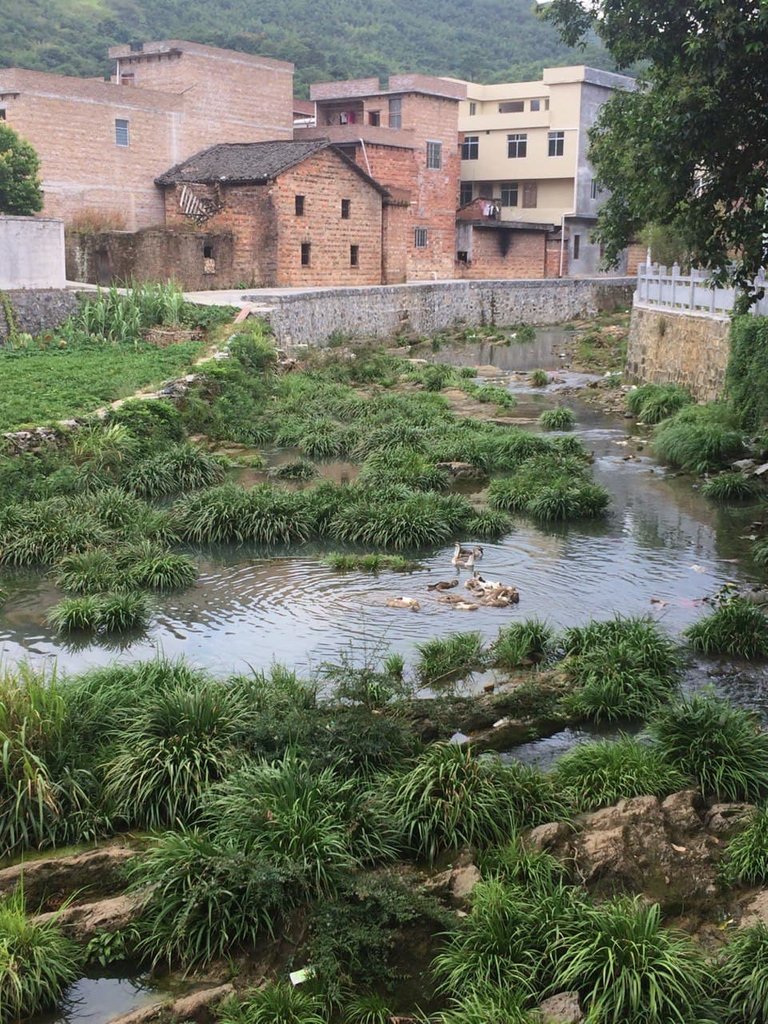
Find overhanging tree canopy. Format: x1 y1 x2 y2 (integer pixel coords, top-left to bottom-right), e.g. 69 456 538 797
0 123 44 216
546 0 768 293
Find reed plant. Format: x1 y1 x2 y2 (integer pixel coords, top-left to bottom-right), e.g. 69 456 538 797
173 484 312 545
322 553 419 572
626 383 691 424
491 619 553 669
464 508 513 539
48 592 151 635
539 407 576 430
416 632 486 686
268 459 318 480
218 983 326 1024
716 922 768 1022
701 471 760 501
653 404 745 473
529 370 549 387
685 597 768 658
721 807 768 886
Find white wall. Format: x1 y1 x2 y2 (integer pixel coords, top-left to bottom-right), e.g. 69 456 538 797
0 216 66 289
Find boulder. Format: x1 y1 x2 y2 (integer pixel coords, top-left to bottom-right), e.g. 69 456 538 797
34 891 144 942
538 991 584 1024
169 984 235 1023
740 890 768 929
705 802 756 837
527 821 571 851
0 845 135 908
450 864 482 901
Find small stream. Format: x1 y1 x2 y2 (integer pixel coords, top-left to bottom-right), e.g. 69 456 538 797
30 971 159 1024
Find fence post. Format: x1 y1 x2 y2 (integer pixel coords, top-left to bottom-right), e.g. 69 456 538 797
671 263 679 308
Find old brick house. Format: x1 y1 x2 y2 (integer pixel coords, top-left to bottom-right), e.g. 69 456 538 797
155 139 388 287
455 197 566 278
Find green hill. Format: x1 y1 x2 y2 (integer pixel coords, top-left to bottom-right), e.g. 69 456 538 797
0 0 614 94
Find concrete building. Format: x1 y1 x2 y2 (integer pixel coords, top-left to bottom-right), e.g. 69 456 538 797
295 74 465 281
0 41 294 231
456 66 636 275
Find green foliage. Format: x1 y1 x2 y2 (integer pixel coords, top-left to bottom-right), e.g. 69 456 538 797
464 508 513 539
219 983 326 1024
554 736 688 811
0 891 81 1023
539 406 576 430
701 471 761 501
488 454 609 523
653 404 745 473
650 693 768 801
685 597 768 658
173 483 312 545
329 488 471 550
268 458 318 480
322 553 419 572
435 989 535 1024
529 369 550 387
388 744 565 862
717 922 768 1023
553 897 710 1024
0 123 43 215
48 591 151 635
343 993 395 1024
491 619 554 670
721 807 768 887
626 383 692 424
124 443 226 498
728 316 768 428
416 632 486 686
85 925 141 966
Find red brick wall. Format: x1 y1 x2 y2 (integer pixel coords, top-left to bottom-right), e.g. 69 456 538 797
457 226 550 279
382 200 410 284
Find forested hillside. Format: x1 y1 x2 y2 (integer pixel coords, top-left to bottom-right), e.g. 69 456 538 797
1 0 613 93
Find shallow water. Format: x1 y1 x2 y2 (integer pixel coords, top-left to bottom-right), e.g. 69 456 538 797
0 327 763 684
30 972 158 1024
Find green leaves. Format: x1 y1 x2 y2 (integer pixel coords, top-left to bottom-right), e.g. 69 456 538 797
0 123 43 215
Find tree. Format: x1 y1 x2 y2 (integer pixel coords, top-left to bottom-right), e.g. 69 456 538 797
546 0 768 295
0 123 44 216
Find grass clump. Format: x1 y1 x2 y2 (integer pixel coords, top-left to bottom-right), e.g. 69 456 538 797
330 488 470 550
554 736 688 811
653 404 745 473
564 616 680 722
219 983 326 1024
626 383 692 424
721 807 768 886
539 407 576 431
650 693 768 801
464 508 513 540
529 369 550 387
268 459 318 481
701 471 760 501
388 744 565 862
716 922 768 1022
322 553 419 573
685 596 768 658
488 455 609 524
124 443 226 498
416 632 486 686
491 619 553 669
0 892 82 1022
48 591 151 635
173 484 312 546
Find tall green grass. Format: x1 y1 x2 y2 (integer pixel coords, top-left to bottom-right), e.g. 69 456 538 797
626 383 691 424
491 620 553 669
416 633 486 686
721 807 768 886
685 597 768 658
717 922 768 1022
653 404 745 473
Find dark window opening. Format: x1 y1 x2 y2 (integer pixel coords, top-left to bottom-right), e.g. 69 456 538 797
426 141 442 169
414 227 428 249
368 110 380 126
507 133 527 158
341 198 351 219
350 244 359 267
573 234 581 260
499 100 524 113
457 250 469 263
548 131 565 157
0 109 5 121
389 97 402 129
301 242 311 266
461 136 479 161
469 102 477 115
460 182 473 206
295 195 305 216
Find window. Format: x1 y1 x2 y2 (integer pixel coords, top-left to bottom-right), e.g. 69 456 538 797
341 198 351 219
590 178 600 200
457 250 469 263
414 227 428 249
120 73 135 87
530 98 549 112
301 242 311 266
203 243 214 259
426 141 442 169
500 183 519 207
350 244 359 267
368 110 380 126
388 97 402 129
507 133 527 158
461 135 479 161
499 100 524 113
0 109 5 121
460 181 473 206
295 195 305 216
522 182 538 208
573 234 581 260
115 118 129 147
468 101 477 116
548 130 565 157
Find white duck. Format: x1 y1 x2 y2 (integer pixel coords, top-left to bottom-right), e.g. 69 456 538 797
451 543 484 570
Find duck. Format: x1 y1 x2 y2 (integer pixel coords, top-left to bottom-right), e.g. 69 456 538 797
427 578 459 592
452 543 484 569
386 597 421 611
437 594 479 611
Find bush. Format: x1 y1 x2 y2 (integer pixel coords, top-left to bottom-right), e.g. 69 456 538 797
626 383 691 424
464 508 513 539
650 693 768 801
554 736 688 811
554 897 710 1024
0 892 81 1023
388 744 565 862
529 370 549 387
47 591 151 635
653 404 745 473
727 315 768 430
125 443 226 499
416 632 486 686
173 484 312 545
491 619 553 670
539 407 576 430
721 807 768 886
685 597 768 658
131 831 296 968
218 983 326 1024
717 921 768 1022
701 471 760 501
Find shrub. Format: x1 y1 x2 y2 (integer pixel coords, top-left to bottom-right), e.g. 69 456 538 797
701 471 760 501
529 370 549 387
173 484 312 545
626 383 691 424
685 597 768 658
554 736 688 811
650 693 768 801
0 892 82 1023
554 897 710 1024
717 922 768 1022
727 315 768 430
464 508 513 539
218 983 326 1024
491 619 553 670
54 549 119 594
124 544 198 592
721 807 768 886
125 443 226 499
416 632 486 686
653 405 745 473
131 831 296 968
539 407 576 430
389 744 565 862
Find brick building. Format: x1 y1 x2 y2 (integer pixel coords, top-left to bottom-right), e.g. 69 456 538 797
0 41 294 230
155 140 387 287
455 198 566 278
295 74 465 282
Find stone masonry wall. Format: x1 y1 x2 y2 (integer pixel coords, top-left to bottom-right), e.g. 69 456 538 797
627 305 731 402
251 277 634 348
0 290 81 344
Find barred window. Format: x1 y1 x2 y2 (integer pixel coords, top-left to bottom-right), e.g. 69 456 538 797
414 227 428 248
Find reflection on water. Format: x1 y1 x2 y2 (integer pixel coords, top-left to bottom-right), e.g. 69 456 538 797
0 329 764 681
31 972 157 1024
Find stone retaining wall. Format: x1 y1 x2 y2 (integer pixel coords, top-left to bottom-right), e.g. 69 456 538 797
627 304 731 402
247 277 635 347
0 288 81 344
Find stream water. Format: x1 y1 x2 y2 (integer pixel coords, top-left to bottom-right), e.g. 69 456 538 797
30 971 159 1024
0 326 763 689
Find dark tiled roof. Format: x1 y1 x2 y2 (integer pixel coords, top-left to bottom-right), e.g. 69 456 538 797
155 139 388 195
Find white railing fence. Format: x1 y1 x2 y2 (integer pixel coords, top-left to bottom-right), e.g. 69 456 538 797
635 262 768 318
